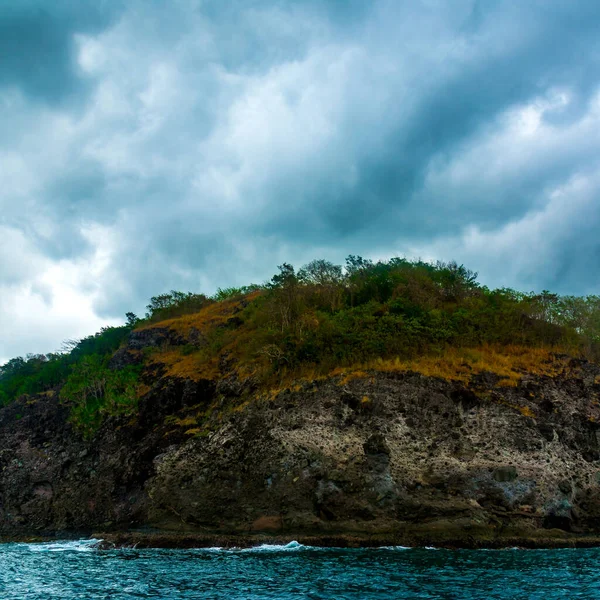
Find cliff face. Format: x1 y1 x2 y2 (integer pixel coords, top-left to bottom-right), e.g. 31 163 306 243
2 350 600 546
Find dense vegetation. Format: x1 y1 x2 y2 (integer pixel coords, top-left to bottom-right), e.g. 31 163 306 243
188 257 600 380
0 326 131 406
2 255 600 434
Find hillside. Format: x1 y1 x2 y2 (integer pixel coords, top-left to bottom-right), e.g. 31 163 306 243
2 256 600 546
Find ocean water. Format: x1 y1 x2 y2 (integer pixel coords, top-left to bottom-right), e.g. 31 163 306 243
0 539 598 599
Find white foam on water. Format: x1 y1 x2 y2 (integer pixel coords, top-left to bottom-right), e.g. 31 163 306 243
191 541 310 553
240 541 308 552
26 539 100 553
200 542 415 553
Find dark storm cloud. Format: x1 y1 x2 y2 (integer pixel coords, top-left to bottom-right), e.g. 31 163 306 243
3 0 600 360
0 0 123 104
271 0 600 243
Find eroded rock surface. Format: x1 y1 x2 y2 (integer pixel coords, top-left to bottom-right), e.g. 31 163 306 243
2 363 600 545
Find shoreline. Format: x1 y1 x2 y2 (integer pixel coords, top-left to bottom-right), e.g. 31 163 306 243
5 528 600 550
90 532 600 550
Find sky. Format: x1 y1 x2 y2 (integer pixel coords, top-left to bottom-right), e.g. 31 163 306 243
2 0 600 362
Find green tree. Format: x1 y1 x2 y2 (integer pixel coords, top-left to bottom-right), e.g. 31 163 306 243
268 264 301 331
59 355 140 437
298 259 344 311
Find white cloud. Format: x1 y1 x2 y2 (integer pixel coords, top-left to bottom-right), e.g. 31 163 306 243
0 223 119 363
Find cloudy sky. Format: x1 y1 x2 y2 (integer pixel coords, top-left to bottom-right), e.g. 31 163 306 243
2 0 600 362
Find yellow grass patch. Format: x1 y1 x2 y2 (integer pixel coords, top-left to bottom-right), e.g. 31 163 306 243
185 428 203 436
136 383 152 398
517 405 536 418
175 416 198 427
136 291 261 336
371 345 568 385
334 345 574 388
254 345 578 404
150 349 219 381
231 400 251 413
332 369 369 386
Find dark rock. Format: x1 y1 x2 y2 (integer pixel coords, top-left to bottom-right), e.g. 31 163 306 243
341 391 360 410
363 433 390 456
188 327 208 348
538 423 555 441
493 466 518 483
559 480 572 495
127 327 184 350
450 387 481 411
543 499 574 531
216 375 255 398
108 349 142 370
471 371 503 388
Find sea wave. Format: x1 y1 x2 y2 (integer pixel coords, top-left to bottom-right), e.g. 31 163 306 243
190 541 314 553
241 541 309 552
26 539 100 553
200 541 311 553
203 542 414 553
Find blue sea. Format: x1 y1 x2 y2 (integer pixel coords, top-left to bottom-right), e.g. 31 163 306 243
0 539 598 599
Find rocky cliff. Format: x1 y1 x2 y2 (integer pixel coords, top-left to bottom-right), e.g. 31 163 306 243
2 341 600 547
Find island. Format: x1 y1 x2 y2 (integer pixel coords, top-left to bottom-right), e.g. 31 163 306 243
2 256 600 548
